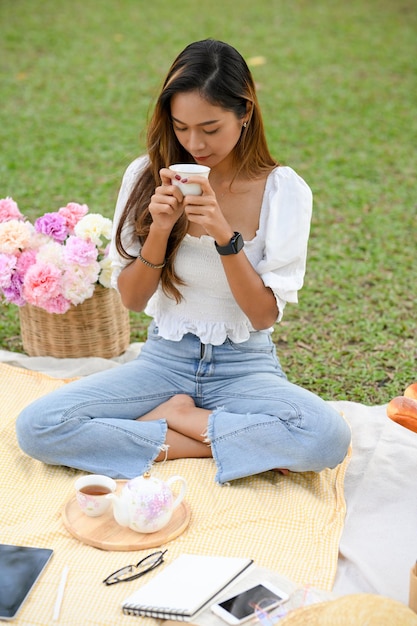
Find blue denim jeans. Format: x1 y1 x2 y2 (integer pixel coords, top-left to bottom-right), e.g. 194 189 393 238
16 324 351 484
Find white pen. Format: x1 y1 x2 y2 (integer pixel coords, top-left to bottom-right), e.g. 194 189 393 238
53 565 69 621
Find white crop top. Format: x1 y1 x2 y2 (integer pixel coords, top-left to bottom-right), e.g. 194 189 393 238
109 155 312 345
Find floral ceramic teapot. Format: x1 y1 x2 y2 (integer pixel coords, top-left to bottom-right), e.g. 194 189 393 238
106 472 187 533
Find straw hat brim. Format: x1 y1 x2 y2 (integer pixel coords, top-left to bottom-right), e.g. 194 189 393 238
278 593 417 625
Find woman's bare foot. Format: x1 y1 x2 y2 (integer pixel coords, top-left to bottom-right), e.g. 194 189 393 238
139 395 212 462
139 394 210 443
153 429 212 462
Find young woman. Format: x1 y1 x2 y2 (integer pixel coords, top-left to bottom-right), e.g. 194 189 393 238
16 39 350 484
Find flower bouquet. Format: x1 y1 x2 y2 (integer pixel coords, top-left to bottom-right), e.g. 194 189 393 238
0 197 130 357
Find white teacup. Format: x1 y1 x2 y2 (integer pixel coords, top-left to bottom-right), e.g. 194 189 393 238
75 474 117 517
169 163 210 196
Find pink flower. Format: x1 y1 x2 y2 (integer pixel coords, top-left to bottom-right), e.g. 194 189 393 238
34 212 68 243
41 294 72 314
0 197 24 222
58 202 89 232
0 253 17 288
64 235 97 266
16 249 38 276
23 262 62 307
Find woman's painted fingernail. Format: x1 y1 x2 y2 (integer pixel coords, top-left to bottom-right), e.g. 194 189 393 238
174 174 182 180
181 177 188 183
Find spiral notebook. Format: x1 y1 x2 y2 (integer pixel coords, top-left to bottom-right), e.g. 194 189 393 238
122 553 253 620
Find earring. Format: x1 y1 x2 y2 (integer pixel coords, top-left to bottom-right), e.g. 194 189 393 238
243 122 247 128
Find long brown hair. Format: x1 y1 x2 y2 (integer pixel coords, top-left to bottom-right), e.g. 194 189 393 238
116 38 277 301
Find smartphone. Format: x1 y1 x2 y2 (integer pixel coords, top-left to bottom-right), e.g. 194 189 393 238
211 582 289 625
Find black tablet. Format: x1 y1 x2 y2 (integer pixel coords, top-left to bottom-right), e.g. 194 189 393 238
0 544 53 621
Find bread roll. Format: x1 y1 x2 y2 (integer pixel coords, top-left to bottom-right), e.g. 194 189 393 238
404 382 417 400
387 396 417 433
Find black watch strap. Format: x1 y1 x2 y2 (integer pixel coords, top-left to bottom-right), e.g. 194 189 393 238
215 232 244 255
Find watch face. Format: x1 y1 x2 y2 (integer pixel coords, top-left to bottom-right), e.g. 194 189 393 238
231 232 244 253
215 232 244 255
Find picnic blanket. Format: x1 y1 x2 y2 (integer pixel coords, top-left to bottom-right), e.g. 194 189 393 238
0 361 350 626
332 399 417 603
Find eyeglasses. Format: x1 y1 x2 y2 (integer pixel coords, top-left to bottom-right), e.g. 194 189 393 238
103 549 167 586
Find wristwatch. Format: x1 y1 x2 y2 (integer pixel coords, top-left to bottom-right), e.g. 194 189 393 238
215 232 244 256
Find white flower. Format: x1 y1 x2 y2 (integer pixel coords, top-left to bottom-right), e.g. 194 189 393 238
30 231 51 250
98 256 113 288
74 213 112 246
62 266 98 304
37 240 65 269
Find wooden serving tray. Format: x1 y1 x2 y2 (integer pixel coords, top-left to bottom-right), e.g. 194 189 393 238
62 480 191 551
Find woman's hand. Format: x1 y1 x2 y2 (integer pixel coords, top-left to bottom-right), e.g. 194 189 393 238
181 176 234 243
152 168 234 242
118 168 185 311
148 168 186 234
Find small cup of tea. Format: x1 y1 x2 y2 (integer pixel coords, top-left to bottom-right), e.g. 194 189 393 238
75 474 117 517
169 163 210 196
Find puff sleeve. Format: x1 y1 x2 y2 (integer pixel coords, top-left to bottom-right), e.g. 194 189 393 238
255 166 312 321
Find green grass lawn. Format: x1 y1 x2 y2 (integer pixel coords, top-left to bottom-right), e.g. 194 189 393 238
1 0 416 404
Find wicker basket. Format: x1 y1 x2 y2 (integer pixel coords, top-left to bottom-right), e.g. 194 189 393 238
19 285 131 358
